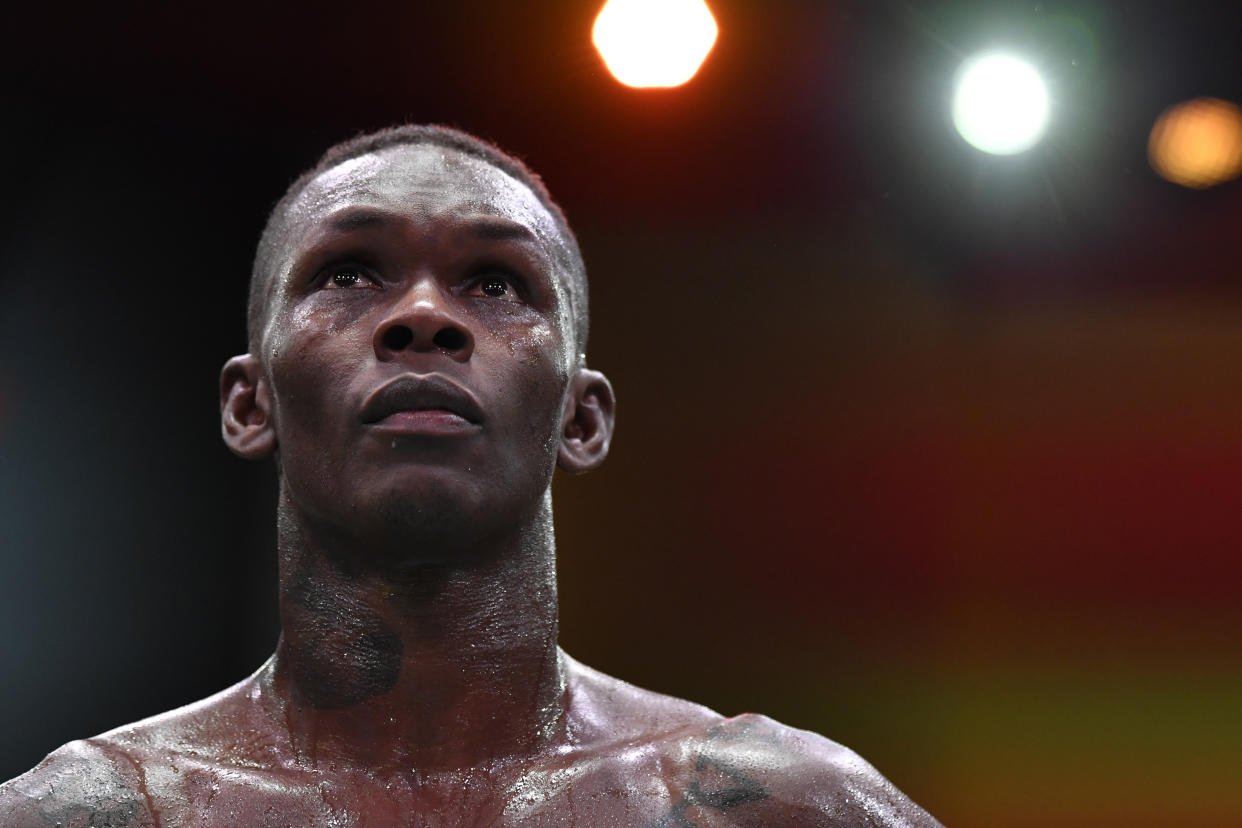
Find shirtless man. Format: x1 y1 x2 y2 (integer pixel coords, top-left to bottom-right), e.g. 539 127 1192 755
0 126 941 826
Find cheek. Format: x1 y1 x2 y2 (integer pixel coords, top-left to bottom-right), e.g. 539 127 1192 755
517 349 571 459
476 318 570 451
286 296 373 346
499 318 569 394
266 304 369 429
475 303 569 368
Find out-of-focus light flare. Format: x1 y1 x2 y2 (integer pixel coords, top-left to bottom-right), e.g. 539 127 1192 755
592 0 718 88
952 53 1050 155
1148 98 1242 189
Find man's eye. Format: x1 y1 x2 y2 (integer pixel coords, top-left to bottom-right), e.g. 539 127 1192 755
324 268 371 289
471 273 522 301
482 277 509 297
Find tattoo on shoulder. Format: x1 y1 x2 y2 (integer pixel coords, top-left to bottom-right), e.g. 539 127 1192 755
643 749 770 827
38 797 140 828
33 761 143 828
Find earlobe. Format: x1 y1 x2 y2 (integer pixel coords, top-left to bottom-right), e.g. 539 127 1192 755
220 354 277 460
558 369 616 474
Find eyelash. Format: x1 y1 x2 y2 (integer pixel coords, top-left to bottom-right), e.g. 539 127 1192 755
468 268 526 301
315 264 527 301
318 264 376 290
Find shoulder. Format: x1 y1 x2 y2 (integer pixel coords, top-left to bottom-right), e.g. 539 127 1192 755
562 651 725 739
0 672 274 827
0 738 152 827
561 654 941 827
82 670 281 771
674 713 943 827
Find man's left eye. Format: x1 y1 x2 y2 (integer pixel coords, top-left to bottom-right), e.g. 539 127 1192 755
471 274 522 301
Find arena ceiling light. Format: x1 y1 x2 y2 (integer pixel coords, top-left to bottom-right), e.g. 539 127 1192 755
592 0 718 88
952 52 1050 155
1148 97 1242 189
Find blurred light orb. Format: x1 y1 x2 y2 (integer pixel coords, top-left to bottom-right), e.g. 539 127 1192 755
952 53 1050 155
1148 98 1242 189
592 0 718 88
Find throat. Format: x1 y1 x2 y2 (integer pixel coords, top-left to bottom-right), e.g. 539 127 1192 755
267 512 565 772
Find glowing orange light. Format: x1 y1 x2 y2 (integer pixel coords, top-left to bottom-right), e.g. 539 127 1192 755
1148 97 1242 189
592 0 718 89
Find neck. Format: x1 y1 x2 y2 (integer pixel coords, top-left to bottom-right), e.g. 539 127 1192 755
260 486 564 773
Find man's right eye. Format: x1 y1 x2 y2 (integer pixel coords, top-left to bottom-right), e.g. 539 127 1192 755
323 268 372 289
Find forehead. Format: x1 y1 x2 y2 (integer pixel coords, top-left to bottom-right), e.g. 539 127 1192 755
283 144 565 255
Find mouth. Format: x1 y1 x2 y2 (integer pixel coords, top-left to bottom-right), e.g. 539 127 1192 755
360 374 484 434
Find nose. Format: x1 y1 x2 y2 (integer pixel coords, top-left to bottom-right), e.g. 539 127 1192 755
373 278 475 363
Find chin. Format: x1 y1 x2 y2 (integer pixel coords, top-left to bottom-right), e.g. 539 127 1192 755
375 488 472 545
357 478 535 565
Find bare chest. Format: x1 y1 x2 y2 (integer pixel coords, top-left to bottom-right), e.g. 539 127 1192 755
136 751 774 827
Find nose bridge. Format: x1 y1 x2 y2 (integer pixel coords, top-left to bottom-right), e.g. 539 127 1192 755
403 271 450 311
373 270 474 361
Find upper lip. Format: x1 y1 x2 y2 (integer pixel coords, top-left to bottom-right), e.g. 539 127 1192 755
360 374 484 425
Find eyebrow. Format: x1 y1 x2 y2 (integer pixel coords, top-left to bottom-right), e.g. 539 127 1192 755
321 208 541 246
466 217 540 244
325 209 393 232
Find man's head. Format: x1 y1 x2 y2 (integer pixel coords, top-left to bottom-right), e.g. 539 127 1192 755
220 126 614 559
249 125 590 365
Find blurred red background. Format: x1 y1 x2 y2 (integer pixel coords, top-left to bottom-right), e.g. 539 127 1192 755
1 1 1240 825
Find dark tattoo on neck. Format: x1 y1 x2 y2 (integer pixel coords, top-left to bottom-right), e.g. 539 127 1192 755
284 559 404 709
286 621 403 709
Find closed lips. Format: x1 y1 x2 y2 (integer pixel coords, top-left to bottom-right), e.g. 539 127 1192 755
360 375 484 425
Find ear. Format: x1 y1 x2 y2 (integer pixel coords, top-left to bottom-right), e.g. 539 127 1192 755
220 354 277 460
558 368 616 474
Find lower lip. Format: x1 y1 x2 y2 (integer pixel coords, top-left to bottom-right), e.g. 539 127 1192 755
369 409 478 435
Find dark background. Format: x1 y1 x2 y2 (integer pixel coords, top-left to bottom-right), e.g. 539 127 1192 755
3 2 1242 825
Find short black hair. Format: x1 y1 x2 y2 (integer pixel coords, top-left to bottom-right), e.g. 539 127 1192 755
248 124 589 359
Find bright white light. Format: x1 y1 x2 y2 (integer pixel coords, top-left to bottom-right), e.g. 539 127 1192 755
592 0 718 88
952 53 1050 155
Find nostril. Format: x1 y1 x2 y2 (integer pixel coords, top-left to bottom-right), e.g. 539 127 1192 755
433 327 468 352
382 325 414 351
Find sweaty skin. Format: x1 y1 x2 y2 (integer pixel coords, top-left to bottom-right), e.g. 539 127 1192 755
0 143 942 827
